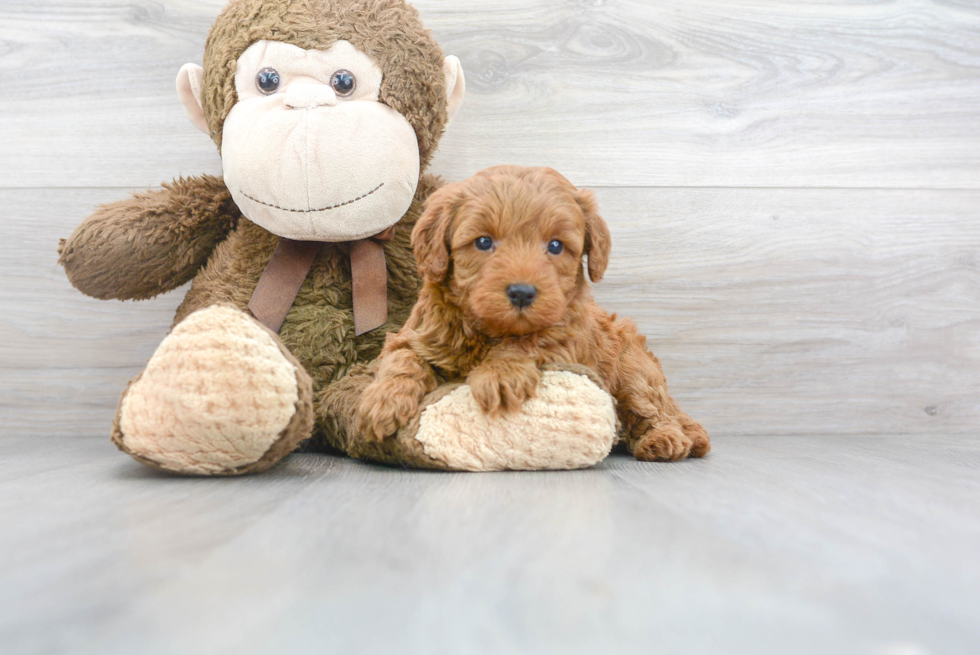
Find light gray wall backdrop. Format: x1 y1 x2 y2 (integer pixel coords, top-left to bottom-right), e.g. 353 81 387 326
2 0 978 439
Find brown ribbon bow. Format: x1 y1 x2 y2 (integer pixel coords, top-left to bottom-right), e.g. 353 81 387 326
248 226 397 337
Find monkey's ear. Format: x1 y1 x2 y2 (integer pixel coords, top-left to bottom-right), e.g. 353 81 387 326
443 56 466 126
412 189 456 283
577 189 611 283
176 64 209 135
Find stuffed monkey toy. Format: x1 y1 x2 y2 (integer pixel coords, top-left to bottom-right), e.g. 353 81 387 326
59 0 618 475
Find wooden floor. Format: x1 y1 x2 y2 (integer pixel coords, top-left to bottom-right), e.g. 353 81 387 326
1 435 978 654
2 0 979 652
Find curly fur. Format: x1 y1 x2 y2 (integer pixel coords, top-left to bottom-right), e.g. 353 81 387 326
357 166 710 462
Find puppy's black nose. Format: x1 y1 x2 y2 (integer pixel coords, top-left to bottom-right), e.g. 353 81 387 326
506 284 537 309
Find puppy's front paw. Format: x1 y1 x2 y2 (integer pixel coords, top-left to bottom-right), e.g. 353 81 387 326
467 362 541 416
355 380 421 441
633 420 696 462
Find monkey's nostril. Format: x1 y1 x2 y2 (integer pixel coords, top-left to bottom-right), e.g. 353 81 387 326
506 284 537 309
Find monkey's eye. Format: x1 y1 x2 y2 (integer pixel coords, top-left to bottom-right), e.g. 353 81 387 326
547 239 564 255
330 70 356 97
474 236 494 251
256 68 281 95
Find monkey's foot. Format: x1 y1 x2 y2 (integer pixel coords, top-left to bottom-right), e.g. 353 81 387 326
389 364 616 471
113 305 313 475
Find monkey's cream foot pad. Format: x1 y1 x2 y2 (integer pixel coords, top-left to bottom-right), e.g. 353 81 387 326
112 305 314 476
409 367 617 471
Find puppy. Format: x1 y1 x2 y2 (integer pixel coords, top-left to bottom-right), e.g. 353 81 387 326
355 165 709 461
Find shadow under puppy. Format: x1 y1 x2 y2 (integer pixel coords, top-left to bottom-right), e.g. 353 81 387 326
356 165 709 461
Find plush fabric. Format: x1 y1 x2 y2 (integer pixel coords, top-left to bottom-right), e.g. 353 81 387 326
60 0 456 474
201 0 450 170
315 362 616 471
413 369 617 471
222 39 420 242
235 41 384 105
168 174 442 391
116 305 304 475
58 175 239 301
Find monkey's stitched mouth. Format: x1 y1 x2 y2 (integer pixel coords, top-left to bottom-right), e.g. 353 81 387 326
240 182 385 213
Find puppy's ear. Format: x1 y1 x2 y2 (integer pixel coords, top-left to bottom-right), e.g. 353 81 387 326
576 189 611 283
412 187 456 283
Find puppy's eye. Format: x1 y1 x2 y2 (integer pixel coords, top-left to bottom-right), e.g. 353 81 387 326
256 68 281 95
474 236 494 251
330 70 356 97
547 239 564 255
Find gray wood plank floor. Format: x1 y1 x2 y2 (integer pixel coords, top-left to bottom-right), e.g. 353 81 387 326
1 435 977 655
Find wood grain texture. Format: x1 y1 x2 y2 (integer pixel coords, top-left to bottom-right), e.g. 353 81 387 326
3 4 979 651
1 0 979 189
4 187 977 438
0 435 977 654
592 186 980 436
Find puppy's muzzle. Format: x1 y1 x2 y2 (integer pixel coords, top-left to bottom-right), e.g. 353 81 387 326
506 283 538 309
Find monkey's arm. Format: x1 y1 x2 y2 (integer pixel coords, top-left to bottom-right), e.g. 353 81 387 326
58 175 240 301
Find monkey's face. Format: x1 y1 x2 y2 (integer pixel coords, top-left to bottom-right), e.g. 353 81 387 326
219 40 421 242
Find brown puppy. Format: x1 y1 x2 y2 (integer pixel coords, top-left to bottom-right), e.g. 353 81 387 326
356 165 710 461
